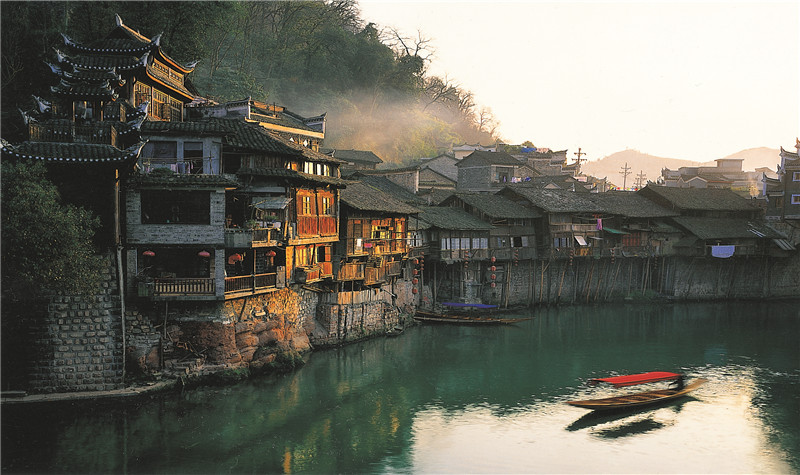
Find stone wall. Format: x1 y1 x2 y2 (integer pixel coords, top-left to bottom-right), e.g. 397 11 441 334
26 255 124 393
124 287 313 372
312 283 411 346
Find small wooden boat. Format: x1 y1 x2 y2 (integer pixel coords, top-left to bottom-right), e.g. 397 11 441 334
414 311 532 325
386 325 404 337
566 371 707 411
441 302 499 310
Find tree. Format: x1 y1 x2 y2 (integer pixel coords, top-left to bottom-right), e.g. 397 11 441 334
1 161 106 303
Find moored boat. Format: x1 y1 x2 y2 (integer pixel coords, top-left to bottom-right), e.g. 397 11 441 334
414 311 532 325
566 371 707 411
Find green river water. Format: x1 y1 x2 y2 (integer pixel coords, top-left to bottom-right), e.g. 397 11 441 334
3 300 799 473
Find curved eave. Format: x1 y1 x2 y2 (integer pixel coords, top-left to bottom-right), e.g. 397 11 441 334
2 142 145 164
144 70 195 102
154 48 194 74
253 120 325 139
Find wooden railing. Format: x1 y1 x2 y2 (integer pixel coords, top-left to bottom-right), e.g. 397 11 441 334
29 122 118 147
337 262 365 281
550 223 599 234
153 278 215 295
297 216 337 237
141 157 206 175
224 273 277 294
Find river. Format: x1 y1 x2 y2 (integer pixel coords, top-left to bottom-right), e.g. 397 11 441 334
3 300 799 473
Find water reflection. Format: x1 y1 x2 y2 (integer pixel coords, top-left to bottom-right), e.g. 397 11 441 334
2 301 798 473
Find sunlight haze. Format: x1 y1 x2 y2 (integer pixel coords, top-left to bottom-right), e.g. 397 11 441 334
358 1 800 162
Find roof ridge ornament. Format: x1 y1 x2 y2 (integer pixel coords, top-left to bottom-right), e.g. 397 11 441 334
115 14 124 27
151 32 162 46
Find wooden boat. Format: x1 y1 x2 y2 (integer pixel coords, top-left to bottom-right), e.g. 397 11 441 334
414 311 532 325
441 302 499 310
386 325 404 337
566 371 707 411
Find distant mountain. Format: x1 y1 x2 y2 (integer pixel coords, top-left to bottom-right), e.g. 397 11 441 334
581 147 780 187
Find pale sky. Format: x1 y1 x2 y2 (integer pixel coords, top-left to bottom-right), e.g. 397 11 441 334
358 1 800 162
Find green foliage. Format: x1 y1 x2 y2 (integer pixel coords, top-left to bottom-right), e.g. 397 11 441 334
269 349 305 373
1 0 504 164
1 161 106 302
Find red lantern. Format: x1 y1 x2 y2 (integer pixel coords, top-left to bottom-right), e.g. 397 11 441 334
491 256 496 263
412 287 418 294
490 265 496 272
266 250 277 257
413 269 419 275
491 274 496 280
198 250 210 258
412 278 418 284
490 282 496 288
143 250 155 257
228 253 243 265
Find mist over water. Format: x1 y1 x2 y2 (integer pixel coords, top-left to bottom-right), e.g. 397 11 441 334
3 300 798 473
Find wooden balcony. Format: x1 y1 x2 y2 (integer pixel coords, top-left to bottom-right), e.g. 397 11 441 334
337 262 365 281
364 265 390 286
29 122 119 148
295 266 322 283
297 216 337 237
224 273 277 295
550 223 599 234
224 228 280 248
152 278 215 296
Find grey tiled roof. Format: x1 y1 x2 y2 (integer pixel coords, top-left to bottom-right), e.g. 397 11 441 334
500 187 605 213
638 185 759 211
416 206 494 231
322 149 384 164
457 150 523 167
445 193 541 219
127 173 238 188
237 167 348 188
142 119 233 135
2 141 145 163
671 217 785 240
351 174 428 205
340 181 419 214
583 191 678 218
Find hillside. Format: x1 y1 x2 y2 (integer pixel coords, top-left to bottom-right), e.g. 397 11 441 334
582 147 780 187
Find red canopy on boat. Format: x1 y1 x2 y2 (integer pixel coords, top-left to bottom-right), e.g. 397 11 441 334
590 371 681 388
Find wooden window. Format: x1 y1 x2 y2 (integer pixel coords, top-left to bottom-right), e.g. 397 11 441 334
322 197 332 215
791 194 800 205
793 171 800 182
301 196 312 215
134 82 150 108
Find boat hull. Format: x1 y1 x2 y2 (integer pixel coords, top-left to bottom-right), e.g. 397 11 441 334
566 378 708 411
414 311 532 325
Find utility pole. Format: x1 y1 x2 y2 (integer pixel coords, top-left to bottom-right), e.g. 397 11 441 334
573 148 586 177
620 162 631 190
634 170 646 189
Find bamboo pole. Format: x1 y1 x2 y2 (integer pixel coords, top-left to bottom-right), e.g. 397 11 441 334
557 261 567 303
593 260 605 302
606 260 622 301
